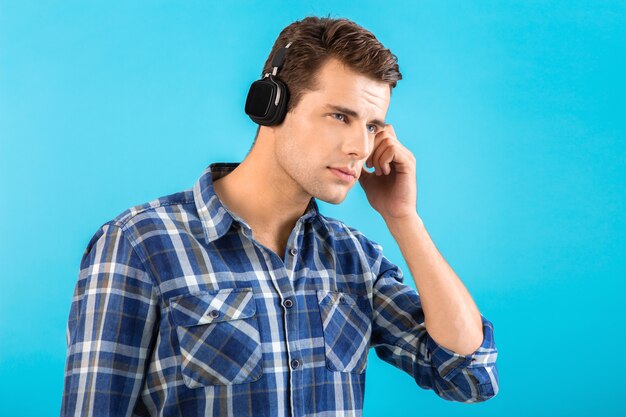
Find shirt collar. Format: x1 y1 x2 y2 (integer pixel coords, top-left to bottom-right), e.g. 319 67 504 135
193 162 321 243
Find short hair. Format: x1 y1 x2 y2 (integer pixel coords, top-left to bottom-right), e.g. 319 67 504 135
250 15 402 147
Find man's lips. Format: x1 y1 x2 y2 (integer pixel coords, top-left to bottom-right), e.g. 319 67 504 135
328 167 357 182
328 167 357 177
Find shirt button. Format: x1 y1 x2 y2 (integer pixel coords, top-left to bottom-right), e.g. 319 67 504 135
283 299 293 308
290 359 300 369
208 310 220 318
290 248 298 256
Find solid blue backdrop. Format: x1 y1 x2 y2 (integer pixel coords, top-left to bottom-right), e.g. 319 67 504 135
1 1 625 415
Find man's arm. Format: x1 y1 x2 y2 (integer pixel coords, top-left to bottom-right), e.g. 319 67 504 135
359 122 498 401
385 213 483 355
361 217 498 402
61 222 159 416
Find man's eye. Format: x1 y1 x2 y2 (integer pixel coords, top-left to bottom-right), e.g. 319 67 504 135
332 114 376 134
332 113 346 122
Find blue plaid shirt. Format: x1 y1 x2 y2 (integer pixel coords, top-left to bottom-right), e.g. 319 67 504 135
62 162 499 416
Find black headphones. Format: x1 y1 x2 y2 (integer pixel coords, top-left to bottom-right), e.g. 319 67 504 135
244 41 293 126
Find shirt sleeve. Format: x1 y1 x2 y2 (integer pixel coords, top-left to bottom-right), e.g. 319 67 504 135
61 222 159 416
370 252 499 403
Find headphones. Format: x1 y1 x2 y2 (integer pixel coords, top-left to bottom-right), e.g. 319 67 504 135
244 41 293 126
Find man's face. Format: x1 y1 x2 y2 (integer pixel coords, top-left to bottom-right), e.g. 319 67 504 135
273 57 391 205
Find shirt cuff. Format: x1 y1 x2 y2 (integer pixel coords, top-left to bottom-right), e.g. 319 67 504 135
424 313 498 383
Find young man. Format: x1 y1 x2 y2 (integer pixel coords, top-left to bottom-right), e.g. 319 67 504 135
62 16 499 416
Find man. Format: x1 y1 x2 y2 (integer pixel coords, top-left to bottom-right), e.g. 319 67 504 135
62 15 499 416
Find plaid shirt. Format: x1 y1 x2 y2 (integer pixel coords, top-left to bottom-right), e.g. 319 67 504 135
62 162 499 417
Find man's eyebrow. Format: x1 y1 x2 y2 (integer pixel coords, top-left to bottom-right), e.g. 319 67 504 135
324 104 387 129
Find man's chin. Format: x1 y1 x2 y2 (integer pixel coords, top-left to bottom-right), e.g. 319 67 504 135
316 191 349 205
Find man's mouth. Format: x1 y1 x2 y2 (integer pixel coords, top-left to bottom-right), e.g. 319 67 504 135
328 167 356 182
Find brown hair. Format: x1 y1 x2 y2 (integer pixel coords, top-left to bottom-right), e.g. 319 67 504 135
251 15 402 143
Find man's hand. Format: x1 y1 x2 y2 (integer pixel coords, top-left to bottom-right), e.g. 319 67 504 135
358 124 417 220
360 125 485 357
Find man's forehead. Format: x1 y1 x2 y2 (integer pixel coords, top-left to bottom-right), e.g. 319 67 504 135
301 58 391 119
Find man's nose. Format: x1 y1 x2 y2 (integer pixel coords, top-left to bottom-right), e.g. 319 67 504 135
343 126 372 160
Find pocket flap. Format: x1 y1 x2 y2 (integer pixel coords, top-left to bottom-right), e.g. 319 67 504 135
170 287 256 327
317 290 362 306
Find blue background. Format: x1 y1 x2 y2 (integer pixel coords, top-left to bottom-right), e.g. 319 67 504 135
1 1 625 415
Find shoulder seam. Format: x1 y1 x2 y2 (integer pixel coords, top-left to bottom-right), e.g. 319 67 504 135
112 197 195 228
106 221 164 303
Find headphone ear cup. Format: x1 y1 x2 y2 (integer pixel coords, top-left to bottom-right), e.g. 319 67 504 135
245 75 290 126
269 77 289 125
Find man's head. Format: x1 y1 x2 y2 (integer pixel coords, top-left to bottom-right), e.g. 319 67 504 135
250 16 402 205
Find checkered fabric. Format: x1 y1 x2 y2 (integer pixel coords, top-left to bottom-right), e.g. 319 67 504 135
61 162 499 417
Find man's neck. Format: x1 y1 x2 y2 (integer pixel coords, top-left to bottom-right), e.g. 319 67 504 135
212 136 312 251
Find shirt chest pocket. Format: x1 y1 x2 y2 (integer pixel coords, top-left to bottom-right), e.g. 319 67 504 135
170 287 263 388
317 290 373 374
